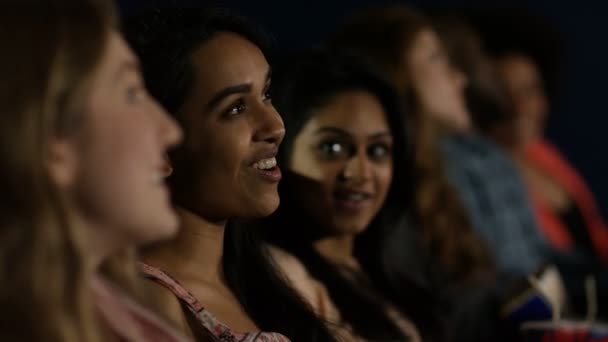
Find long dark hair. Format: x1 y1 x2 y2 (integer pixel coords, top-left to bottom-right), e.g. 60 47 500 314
330 6 493 281
122 7 335 341
260 49 443 341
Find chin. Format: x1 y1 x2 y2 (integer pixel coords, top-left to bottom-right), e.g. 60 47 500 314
245 195 280 218
142 213 180 243
256 203 280 218
333 222 369 236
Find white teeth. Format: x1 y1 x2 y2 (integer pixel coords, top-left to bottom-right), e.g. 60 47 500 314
253 157 277 170
346 193 365 200
337 192 367 200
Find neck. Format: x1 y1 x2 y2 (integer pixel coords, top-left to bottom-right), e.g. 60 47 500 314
314 234 359 269
74 210 121 275
142 207 226 285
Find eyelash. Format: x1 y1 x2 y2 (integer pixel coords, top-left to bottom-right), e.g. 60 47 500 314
318 141 391 160
223 85 272 117
126 86 144 104
224 99 247 117
368 143 391 159
318 141 347 158
263 90 272 103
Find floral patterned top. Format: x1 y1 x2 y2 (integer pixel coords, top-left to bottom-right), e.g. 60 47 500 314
92 274 189 342
140 263 291 342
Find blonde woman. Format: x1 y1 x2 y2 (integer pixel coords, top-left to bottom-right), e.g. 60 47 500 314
0 0 186 340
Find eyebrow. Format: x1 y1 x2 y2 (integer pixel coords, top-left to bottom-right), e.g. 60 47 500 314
205 67 272 111
369 132 392 139
314 127 392 139
314 127 349 137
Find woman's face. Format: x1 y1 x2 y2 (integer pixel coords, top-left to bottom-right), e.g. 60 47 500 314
496 53 548 146
179 32 285 221
56 32 182 251
289 90 393 236
408 29 470 131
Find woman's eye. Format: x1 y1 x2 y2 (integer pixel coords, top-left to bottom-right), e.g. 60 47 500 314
368 143 391 159
126 86 144 104
263 90 272 103
225 99 246 116
318 141 348 158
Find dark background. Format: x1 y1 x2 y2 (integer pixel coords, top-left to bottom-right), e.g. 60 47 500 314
119 0 608 217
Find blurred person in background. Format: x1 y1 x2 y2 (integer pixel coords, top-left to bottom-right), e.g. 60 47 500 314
495 50 608 318
330 3 495 291
330 5 557 340
431 14 552 285
0 0 187 340
329 6 528 341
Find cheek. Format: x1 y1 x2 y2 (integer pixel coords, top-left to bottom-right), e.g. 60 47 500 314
94 108 157 160
291 175 334 226
412 67 453 111
411 66 434 97
79 123 154 202
289 148 322 181
318 164 343 199
290 156 343 193
74 142 143 232
528 96 548 119
190 125 255 215
289 160 342 214
199 124 249 173
193 139 240 197
429 69 458 98
375 164 393 199
85 121 146 180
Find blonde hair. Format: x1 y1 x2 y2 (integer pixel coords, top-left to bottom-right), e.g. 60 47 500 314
0 1 137 340
331 5 493 280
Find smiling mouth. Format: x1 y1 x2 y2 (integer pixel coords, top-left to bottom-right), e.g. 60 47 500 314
251 157 281 182
333 189 372 211
253 157 277 170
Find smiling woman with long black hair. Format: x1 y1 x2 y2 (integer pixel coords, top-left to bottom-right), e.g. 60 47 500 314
123 7 336 341
257 49 443 342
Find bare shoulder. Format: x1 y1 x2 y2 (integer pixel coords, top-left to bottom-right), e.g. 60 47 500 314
266 245 340 321
267 245 310 279
141 278 193 338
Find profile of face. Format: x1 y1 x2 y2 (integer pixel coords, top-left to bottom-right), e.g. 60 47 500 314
407 29 470 131
289 90 393 236
179 32 285 221
50 32 183 250
496 53 548 146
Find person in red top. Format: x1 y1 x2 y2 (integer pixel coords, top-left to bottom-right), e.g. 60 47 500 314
496 51 608 318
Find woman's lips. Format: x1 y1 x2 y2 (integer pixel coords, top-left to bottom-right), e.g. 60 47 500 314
251 157 281 182
333 189 372 212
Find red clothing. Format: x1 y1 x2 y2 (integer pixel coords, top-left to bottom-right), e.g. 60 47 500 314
525 139 608 264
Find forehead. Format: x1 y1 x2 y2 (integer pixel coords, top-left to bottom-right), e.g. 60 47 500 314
189 32 269 94
303 90 389 135
411 29 438 52
97 31 136 76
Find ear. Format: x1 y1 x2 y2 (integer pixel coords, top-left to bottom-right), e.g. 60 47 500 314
47 138 78 190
